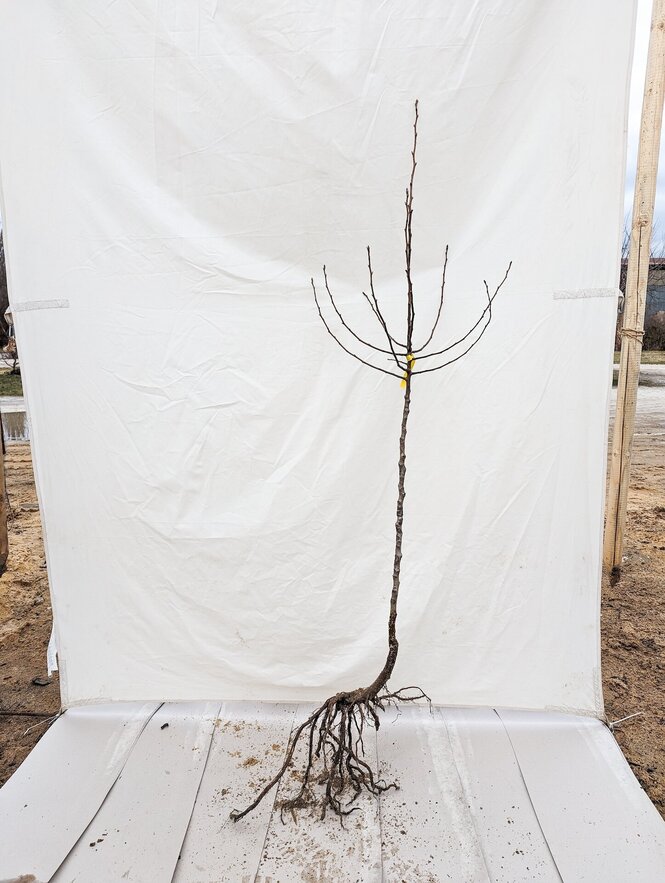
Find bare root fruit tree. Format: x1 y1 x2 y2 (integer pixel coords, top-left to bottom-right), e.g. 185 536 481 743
231 102 511 823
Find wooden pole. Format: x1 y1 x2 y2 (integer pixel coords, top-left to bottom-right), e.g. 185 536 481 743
604 0 665 572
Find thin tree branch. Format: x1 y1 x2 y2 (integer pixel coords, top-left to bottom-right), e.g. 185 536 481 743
411 267 509 375
366 246 407 351
413 244 449 354
311 279 404 378
403 101 419 353
404 99 418 353
366 264 406 368
361 289 410 370
404 189 412 347
321 265 400 364
361 289 382 323
415 261 512 361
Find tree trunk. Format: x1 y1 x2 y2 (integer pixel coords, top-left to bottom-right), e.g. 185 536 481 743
369 372 411 693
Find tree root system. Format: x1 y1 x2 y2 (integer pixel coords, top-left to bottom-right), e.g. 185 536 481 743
230 684 429 822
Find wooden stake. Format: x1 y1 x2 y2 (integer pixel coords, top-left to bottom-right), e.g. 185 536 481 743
604 0 665 571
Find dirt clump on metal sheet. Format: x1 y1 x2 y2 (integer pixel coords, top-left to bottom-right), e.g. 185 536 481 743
0 436 663 821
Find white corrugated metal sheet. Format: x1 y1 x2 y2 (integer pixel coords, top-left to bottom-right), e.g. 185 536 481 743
1 703 663 882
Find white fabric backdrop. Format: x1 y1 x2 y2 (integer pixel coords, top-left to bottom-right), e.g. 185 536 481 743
0 1 635 712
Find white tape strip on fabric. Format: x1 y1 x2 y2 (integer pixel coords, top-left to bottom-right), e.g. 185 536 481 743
553 288 619 300
47 625 58 675
13 298 70 312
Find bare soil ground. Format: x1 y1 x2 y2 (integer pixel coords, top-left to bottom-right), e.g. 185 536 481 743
0 424 663 820
0 445 59 784
602 394 665 816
